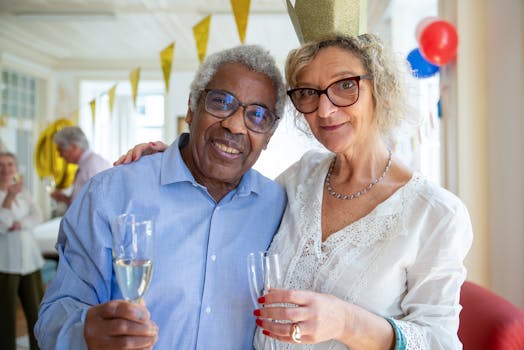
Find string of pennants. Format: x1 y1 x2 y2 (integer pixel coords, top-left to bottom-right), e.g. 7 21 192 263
63 0 251 127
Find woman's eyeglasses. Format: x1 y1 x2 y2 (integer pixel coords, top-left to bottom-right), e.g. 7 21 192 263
203 89 278 134
287 75 372 114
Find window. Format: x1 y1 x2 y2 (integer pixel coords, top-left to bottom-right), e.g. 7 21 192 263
0 69 40 193
79 80 165 163
1 69 37 119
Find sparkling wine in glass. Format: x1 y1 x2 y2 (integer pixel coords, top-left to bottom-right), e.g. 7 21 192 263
247 251 282 350
112 214 154 303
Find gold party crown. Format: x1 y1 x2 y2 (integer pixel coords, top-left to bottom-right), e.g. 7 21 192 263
286 0 365 44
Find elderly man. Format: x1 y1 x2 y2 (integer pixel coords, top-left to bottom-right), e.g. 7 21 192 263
35 44 287 350
51 126 111 207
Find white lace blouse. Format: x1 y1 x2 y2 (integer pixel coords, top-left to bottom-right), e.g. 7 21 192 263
255 150 473 350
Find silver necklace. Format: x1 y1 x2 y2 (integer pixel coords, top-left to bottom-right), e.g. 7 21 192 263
325 150 393 200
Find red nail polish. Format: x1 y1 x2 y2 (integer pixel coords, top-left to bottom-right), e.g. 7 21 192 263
258 296 265 303
256 319 263 327
253 309 261 316
262 330 270 336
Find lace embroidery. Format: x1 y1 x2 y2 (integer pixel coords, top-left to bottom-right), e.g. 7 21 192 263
396 319 427 350
262 168 438 350
284 171 422 298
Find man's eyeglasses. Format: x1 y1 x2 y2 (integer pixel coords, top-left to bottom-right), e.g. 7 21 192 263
286 75 372 114
203 89 278 134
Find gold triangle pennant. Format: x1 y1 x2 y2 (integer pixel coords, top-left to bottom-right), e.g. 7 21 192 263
160 43 175 93
193 15 212 64
0 115 7 128
72 110 79 125
129 67 141 109
286 0 304 44
108 84 117 116
230 0 251 44
89 99 96 125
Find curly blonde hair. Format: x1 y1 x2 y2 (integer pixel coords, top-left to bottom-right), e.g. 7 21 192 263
285 33 412 141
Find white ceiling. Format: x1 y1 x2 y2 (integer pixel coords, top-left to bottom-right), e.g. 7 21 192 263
0 0 301 70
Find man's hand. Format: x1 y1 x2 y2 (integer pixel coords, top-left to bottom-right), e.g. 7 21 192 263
84 300 158 350
50 190 71 205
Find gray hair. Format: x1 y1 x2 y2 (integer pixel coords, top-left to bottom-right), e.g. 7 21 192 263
53 126 89 150
189 45 286 129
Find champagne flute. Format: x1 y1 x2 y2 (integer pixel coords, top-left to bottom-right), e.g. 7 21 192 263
44 176 55 194
111 213 154 303
247 251 282 350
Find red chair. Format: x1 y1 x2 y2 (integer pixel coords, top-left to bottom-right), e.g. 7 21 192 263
459 281 524 349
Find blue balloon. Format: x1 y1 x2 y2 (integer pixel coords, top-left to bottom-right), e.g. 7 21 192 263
407 48 439 78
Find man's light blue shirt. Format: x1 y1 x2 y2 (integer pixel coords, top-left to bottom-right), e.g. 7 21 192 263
35 134 287 350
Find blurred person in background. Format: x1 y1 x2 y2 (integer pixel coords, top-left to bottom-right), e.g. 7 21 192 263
51 126 110 208
0 151 44 350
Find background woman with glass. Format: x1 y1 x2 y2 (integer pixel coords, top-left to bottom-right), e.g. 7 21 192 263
0 151 44 350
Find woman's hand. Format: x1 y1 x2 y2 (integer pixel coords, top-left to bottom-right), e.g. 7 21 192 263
255 289 395 350
7 177 23 197
2 178 23 209
254 288 350 345
9 221 22 231
113 141 168 166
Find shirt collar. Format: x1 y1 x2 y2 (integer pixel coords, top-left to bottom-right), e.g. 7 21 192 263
160 133 262 196
77 149 92 166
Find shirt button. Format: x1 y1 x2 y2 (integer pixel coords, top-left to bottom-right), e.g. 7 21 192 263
211 254 216 261
205 307 211 314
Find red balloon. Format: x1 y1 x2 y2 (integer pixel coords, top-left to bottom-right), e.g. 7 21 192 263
419 20 458 66
415 16 438 42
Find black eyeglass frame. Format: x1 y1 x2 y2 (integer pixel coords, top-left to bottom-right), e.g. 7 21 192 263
203 88 279 134
286 74 373 114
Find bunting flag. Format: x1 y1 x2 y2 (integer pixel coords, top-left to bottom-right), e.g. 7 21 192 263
193 15 212 64
230 0 251 44
108 84 117 115
89 99 96 125
129 67 141 108
72 110 79 125
160 43 175 93
286 0 304 44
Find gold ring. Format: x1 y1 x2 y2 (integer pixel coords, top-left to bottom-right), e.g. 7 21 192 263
291 323 302 343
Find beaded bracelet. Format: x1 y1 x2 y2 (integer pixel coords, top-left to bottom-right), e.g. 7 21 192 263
386 317 407 350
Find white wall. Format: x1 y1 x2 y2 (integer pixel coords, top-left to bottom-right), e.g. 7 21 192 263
485 0 524 308
440 0 524 308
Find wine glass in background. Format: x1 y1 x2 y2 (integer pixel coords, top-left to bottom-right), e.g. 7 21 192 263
44 176 55 194
247 251 282 350
14 164 26 183
111 213 154 303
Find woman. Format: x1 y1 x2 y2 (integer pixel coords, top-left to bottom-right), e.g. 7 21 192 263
116 34 472 350
0 152 44 350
